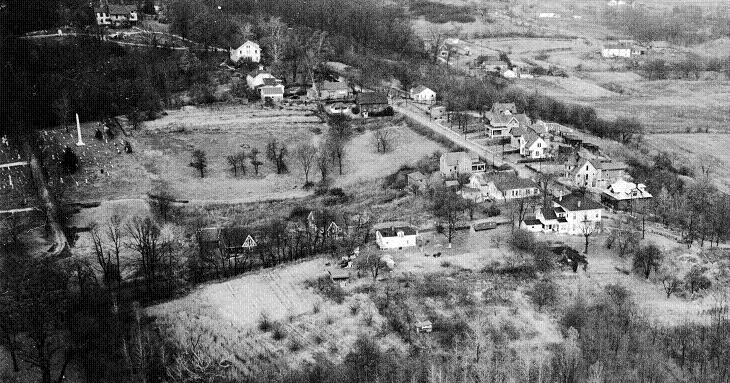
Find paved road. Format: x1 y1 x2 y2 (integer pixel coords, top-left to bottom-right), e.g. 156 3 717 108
394 103 505 165
394 102 537 178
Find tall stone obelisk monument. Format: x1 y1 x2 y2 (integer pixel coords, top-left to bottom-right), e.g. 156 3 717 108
75 113 85 146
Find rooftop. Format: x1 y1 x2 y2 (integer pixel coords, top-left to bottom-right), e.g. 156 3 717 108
597 161 628 171
95 4 137 14
320 81 350 91
376 225 418 237
554 193 603 212
356 92 388 105
411 85 433 94
441 151 479 166
603 179 652 200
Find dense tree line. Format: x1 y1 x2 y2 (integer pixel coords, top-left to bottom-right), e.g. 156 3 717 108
168 0 424 61
1 36 219 135
603 6 730 45
628 152 730 247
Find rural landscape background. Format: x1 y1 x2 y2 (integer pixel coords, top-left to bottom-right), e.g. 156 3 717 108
1 0 729 382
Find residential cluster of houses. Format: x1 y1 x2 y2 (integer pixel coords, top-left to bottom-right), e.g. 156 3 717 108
245 65 285 102
483 103 573 160
436 38 471 65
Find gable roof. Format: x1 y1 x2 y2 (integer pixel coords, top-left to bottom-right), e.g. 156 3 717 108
237 40 259 49
320 81 350 91
514 113 531 126
571 158 599 176
261 77 282 86
96 4 137 14
248 69 272 78
493 174 538 191
356 92 388 105
491 102 517 114
529 124 548 136
441 151 479 166
604 180 652 200
542 208 558 221
554 193 603 212
510 126 526 137
524 132 544 148
597 161 628 171
374 222 418 237
220 227 258 248
410 85 433 95
489 114 519 126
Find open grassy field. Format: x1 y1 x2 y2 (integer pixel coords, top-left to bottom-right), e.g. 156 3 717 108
515 77 730 133
335 123 446 187
148 258 401 377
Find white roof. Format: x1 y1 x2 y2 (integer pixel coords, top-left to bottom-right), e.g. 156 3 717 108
238 40 259 49
604 180 652 200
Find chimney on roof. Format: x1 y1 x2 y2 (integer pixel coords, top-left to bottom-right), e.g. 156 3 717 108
559 195 563 202
578 200 582 208
258 65 264 71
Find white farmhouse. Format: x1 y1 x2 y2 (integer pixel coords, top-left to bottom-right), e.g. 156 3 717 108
230 40 261 63
374 222 420 250
520 132 547 159
601 45 632 58
551 194 603 235
409 86 436 104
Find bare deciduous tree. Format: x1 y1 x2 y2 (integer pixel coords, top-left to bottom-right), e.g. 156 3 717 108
372 128 394 153
126 216 164 295
266 139 289 174
189 149 207 178
295 143 318 185
250 148 263 175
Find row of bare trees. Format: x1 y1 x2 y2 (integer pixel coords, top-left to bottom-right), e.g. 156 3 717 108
190 209 372 282
89 214 180 300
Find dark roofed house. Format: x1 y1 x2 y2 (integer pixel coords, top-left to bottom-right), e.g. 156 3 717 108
198 227 221 251
356 92 389 116
318 81 352 100
554 193 603 212
220 227 259 254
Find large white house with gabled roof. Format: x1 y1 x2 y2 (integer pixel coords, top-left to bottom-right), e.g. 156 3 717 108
230 41 261 63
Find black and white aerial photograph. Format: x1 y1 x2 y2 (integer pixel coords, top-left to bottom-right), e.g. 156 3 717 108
1 0 729 381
